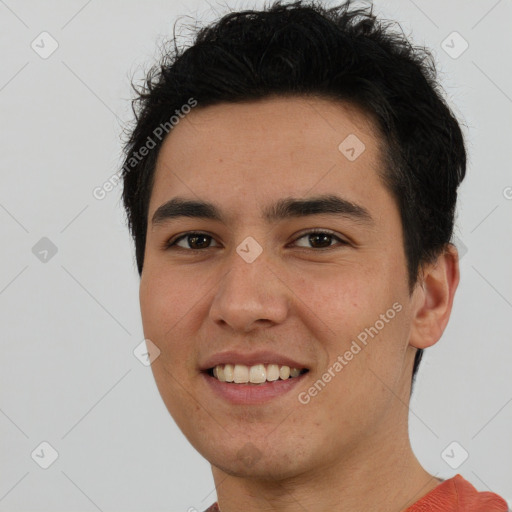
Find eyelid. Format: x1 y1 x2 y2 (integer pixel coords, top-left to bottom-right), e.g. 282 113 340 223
164 229 350 251
163 231 219 250
292 228 349 247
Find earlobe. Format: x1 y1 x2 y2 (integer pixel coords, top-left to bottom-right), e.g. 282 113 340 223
409 244 460 350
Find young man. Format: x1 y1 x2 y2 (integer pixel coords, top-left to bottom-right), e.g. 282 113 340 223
121 1 508 510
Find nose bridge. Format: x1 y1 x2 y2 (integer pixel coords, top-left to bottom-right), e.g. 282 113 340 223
209 241 289 331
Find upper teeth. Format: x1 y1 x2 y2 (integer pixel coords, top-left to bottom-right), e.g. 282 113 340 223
212 364 304 384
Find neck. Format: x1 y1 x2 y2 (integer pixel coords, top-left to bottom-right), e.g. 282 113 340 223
211 407 441 511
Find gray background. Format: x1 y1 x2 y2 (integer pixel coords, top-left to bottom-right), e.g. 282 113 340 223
1 0 511 510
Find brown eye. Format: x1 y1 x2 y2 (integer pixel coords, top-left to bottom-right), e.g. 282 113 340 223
167 232 219 250
294 230 347 249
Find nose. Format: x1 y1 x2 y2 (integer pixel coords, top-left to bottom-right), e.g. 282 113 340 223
208 246 290 333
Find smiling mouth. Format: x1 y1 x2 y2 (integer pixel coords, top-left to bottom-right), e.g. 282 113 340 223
206 363 309 384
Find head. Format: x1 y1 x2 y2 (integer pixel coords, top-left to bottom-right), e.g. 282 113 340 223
122 0 465 480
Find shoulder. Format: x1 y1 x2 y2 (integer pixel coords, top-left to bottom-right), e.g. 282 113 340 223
452 474 509 512
406 474 509 512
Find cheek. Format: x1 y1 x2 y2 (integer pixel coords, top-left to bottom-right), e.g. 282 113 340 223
139 269 199 372
139 272 199 418
140 266 196 332
295 261 409 382
289 261 389 334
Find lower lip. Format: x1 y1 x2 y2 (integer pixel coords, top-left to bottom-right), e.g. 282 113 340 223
202 371 308 405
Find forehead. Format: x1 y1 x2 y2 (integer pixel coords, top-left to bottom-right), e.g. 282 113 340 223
149 95 387 219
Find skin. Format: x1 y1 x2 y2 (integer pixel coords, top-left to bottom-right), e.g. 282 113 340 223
139 96 460 511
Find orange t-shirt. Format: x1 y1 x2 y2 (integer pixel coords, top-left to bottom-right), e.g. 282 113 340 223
203 474 509 511
405 474 508 512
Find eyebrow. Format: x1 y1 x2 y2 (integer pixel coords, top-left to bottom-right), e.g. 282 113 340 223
151 194 374 227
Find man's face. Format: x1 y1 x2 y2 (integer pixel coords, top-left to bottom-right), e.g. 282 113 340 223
140 96 420 479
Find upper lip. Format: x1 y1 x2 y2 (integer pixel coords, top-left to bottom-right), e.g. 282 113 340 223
200 350 309 371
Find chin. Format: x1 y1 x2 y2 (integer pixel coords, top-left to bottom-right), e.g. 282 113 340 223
207 443 310 481
212 459 301 481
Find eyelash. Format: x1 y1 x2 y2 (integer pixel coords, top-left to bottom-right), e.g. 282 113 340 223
164 229 349 251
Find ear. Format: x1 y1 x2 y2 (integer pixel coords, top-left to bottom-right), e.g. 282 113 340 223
409 243 460 349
